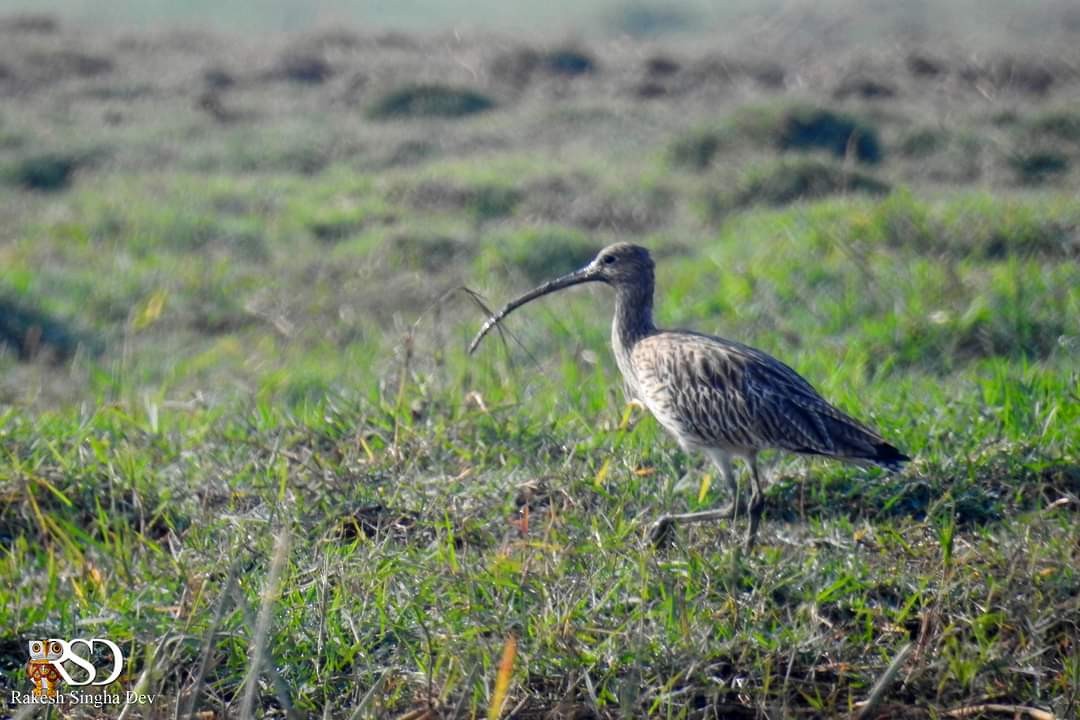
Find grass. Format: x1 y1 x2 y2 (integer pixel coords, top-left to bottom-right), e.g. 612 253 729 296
368 85 496 120
706 158 890 215
1 9 1079 720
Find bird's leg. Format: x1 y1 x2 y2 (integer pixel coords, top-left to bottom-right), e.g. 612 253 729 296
648 507 734 546
649 451 741 546
618 398 646 431
703 449 742 520
744 452 765 550
717 451 740 520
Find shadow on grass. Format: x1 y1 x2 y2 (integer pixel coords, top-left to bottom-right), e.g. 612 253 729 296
766 455 1079 527
0 296 100 361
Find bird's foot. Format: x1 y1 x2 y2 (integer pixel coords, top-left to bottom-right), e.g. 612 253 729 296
648 515 676 548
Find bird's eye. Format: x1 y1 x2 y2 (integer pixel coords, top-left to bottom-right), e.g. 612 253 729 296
602 255 616 265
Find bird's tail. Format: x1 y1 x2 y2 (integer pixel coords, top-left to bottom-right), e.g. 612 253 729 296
802 408 911 472
869 441 910 473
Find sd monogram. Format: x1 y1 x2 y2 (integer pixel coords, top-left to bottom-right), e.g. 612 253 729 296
27 639 124 698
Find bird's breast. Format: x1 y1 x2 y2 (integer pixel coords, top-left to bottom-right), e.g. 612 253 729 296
612 335 640 401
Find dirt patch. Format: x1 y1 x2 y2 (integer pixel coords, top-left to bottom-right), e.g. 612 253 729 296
334 504 426 543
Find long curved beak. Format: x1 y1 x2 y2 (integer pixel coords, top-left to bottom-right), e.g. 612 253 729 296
469 265 602 354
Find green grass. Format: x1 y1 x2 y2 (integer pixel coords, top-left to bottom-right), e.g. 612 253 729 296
2 173 1077 717
1 14 1079 720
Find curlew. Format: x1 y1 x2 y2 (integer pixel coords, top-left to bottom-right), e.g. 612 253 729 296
470 243 909 549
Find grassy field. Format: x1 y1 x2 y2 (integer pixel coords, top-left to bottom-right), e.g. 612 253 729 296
1 5 1079 719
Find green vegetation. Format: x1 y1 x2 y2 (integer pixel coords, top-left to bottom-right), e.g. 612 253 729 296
709 158 890 214
897 127 950 159
670 105 885 172
538 47 596 76
5 151 82 191
1009 149 1071 184
0 296 96 360
1 8 1079 720
668 128 726 171
774 107 883 164
1026 108 1080 144
479 226 597 282
368 84 496 120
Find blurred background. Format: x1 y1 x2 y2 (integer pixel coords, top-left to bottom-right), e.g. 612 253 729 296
1 0 1077 409
4 0 1080 38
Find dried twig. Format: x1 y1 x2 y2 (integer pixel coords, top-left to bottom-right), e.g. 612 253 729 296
183 557 242 718
238 527 291 719
854 642 913 720
348 669 390 720
458 285 540 371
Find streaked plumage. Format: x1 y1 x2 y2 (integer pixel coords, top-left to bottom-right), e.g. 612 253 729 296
628 332 907 470
470 242 909 548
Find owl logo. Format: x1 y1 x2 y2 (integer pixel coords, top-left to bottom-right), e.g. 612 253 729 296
27 640 64 698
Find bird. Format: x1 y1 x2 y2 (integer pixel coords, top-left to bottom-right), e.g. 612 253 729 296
469 242 909 549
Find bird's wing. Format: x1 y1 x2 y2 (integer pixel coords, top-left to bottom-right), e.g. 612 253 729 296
630 332 899 464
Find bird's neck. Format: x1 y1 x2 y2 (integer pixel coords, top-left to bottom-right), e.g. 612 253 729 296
612 280 656 351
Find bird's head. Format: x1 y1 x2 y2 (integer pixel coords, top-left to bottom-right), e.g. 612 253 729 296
468 242 655 354
584 242 655 287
